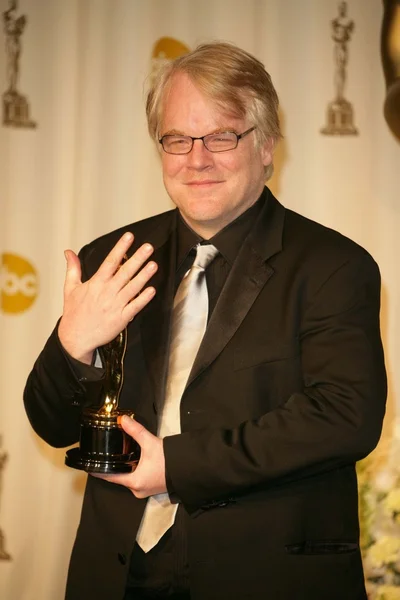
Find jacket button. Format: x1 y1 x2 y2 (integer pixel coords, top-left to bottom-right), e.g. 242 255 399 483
118 553 127 565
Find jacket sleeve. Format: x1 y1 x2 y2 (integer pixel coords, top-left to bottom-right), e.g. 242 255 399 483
23 242 105 448
23 324 105 447
163 251 387 509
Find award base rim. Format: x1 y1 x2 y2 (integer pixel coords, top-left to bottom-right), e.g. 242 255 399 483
65 447 138 474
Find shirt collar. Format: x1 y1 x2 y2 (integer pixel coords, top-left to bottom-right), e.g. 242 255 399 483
176 191 265 269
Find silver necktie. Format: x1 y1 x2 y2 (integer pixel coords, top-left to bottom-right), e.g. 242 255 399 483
136 243 218 553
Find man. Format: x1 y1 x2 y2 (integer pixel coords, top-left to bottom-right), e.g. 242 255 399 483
24 42 386 600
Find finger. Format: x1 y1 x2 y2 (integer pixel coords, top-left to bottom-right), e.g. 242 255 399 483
118 260 158 306
90 471 134 485
123 286 156 322
97 232 135 280
64 250 82 296
114 243 155 290
120 415 153 446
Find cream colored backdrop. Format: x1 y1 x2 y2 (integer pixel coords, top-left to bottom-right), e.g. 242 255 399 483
0 1 399 599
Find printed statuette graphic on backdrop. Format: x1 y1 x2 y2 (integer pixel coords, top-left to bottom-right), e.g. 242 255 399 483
0 437 11 561
321 1 358 136
0 253 39 314
2 0 36 128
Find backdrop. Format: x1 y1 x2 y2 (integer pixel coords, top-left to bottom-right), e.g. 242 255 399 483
1 1 399 599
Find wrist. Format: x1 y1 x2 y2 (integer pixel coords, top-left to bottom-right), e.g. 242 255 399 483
57 319 94 365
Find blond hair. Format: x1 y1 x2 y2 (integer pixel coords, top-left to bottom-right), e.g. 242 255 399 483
146 41 281 180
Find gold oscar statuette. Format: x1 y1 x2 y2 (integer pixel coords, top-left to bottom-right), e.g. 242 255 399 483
65 327 140 474
0 438 11 561
321 1 358 136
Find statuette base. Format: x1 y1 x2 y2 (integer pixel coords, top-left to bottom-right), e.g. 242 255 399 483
321 98 358 136
3 90 36 128
0 531 11 561
65 408 140 474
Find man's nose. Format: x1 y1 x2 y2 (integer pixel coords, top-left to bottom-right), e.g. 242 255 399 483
186 139 213 169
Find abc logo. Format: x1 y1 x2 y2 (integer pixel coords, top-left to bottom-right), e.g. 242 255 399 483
1 253 39 314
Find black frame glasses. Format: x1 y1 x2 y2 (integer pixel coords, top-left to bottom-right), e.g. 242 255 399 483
159 126 257 155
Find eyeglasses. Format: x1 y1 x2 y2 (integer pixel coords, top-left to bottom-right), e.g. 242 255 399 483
159 126 256 155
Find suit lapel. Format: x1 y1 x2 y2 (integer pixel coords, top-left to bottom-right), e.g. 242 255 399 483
138 213 177 411
187 190 286 387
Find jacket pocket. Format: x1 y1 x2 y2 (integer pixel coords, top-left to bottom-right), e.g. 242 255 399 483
285 540 359 555
234 338 300 370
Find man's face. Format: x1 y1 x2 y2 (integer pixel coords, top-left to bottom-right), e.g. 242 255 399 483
160 73 273 238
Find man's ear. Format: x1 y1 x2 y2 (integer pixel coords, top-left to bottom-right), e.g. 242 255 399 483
261 137 276 166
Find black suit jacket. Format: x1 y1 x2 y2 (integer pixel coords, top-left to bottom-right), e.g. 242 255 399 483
24 188 386 600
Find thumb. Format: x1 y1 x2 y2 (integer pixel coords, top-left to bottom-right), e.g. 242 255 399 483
64 249 82 295
120 415 152 447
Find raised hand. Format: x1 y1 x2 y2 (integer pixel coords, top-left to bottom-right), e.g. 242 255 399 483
58 232 157 364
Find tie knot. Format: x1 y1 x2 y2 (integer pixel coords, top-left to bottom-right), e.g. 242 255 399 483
193 244 218 270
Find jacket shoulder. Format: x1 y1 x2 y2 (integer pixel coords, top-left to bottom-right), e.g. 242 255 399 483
85 210 175 251
284 208 378 267
78 210 176 275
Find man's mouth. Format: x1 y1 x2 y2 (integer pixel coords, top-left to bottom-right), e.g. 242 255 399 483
185 180 222 186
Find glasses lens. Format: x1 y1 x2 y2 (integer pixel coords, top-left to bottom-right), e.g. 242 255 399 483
205 132 237 152
162 136 192 154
